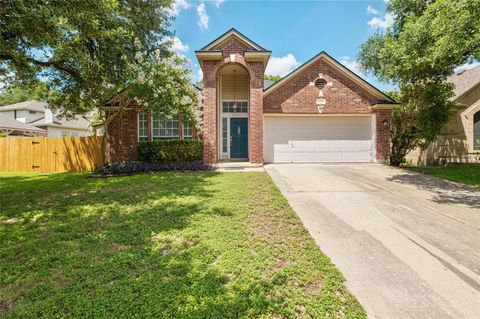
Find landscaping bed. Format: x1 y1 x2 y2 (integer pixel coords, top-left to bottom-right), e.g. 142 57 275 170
93 161 213 177
0 172 365 318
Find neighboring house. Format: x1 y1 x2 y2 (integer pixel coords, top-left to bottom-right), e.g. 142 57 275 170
0 117 46 137
0 100 93 137
106 28 397 164
406 66 480 165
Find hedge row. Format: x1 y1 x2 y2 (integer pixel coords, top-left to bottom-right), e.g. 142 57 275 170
136 139 202 164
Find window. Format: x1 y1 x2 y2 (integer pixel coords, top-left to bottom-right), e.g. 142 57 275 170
152 114 179 140
222 117 228 153
183 122 193 139
138 112 148 141
222 101 248 113
474 111 480 150
29 111 36 114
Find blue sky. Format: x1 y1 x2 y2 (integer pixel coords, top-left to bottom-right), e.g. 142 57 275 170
169 0 395 91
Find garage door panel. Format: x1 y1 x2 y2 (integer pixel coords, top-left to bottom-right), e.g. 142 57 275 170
264 116 374 163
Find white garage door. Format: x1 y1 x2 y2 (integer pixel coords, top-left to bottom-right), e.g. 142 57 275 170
264 116 374 163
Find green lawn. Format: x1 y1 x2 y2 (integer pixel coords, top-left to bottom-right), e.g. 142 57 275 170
408 165 480 188
0 172 365 318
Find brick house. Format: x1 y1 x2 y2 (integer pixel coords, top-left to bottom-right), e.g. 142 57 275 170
107 28 397 164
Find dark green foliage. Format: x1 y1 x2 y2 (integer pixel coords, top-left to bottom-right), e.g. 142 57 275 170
389 81 455 166
0 82 50 106
136 139 202 164
358 0 480 166
0 0 183 115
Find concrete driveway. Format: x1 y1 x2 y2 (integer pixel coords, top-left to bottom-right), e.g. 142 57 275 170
265 164 480 319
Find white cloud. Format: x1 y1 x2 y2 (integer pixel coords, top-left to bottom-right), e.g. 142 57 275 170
454 61 480 73
338 56 364 77
197 68 203 81
197 3 209 31
171 37 189 53
168 0 191 16
265 54 300 77
368 13 394 29
367 5 379 15
213 0 224 8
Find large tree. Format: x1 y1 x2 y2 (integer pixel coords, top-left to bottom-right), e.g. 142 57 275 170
358 0 480 166
1 0 201 162
0 82 49 106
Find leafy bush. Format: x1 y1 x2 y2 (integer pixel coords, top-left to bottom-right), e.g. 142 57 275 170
94 162 212 176
137 139 202 164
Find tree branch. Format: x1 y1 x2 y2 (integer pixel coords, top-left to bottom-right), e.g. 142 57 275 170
0 53 83 83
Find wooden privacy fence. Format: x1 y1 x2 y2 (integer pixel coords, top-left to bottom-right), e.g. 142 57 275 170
0 136 103 173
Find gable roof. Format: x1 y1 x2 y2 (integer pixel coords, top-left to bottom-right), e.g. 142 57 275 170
448 65 480 100
0 100 46 112
264 51 396 103
199 28 268 52
30 116 90 130
0 117 46 133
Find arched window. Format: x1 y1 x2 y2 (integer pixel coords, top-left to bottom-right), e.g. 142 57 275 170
474 111 480 150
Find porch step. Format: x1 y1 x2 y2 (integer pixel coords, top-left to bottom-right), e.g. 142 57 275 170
213 162 264 172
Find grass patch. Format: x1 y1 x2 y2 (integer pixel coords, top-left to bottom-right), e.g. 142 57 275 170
0 172 365 318
408 165 480 188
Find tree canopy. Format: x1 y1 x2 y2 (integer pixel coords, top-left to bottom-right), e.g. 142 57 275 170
0 0 199 123
358 0 480 166
0 82 49 106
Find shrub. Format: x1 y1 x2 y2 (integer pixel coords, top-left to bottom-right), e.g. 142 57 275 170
137 139 202 164
93 161 212 176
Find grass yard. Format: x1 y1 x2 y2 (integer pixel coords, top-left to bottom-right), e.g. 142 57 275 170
408 165 480 188
0 171 365 319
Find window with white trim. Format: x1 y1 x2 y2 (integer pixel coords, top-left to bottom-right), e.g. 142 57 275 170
222 101 248 113
138 112 148 141
221 117 228 153
183 122 193 139
152 114 179 140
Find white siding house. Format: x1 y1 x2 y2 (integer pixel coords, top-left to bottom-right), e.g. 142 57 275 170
0 100 94 137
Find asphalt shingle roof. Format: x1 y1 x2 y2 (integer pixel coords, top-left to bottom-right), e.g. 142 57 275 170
448 65 480 100
0 100 46 112
0 117 46 133
29 116 90 130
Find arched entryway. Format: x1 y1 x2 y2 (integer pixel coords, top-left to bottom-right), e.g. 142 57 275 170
217 64 250 161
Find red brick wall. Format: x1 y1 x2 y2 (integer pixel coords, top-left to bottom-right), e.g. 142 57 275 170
374 109 393 162
263 57 392 162
214 36 251 58
200 36 266 164
106 108 198 163
264 59 375 114
108 40 392 163
106 108 139 163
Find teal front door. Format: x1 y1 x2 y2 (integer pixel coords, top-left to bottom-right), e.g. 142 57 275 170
230 118 248 159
